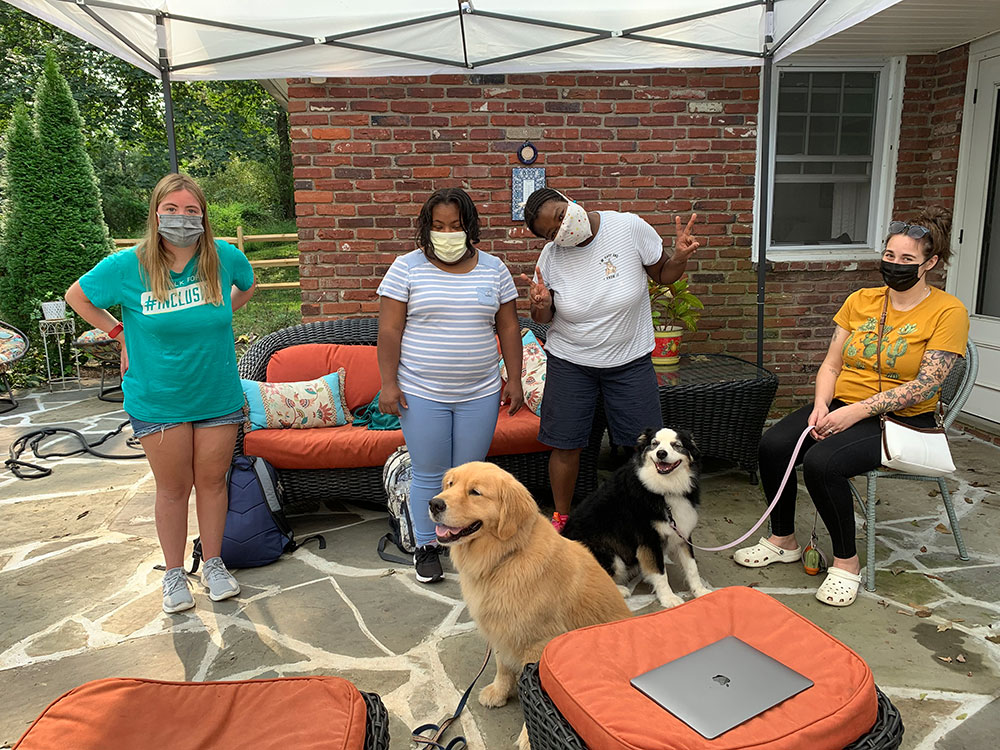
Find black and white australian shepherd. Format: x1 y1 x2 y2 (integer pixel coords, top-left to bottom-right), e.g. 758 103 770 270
562 427 711 608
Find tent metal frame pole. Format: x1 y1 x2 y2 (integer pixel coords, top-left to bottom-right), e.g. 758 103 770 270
156 15 178 174
772 0 831 54
757 1 775 368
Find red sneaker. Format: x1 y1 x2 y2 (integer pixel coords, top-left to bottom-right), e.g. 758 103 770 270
551 512 569 534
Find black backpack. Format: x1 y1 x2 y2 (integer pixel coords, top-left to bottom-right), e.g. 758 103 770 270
191 455 324 572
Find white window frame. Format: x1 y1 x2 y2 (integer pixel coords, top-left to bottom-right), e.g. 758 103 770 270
753 57 905 263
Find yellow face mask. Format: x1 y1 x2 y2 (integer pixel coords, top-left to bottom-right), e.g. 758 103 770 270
429 230 469 263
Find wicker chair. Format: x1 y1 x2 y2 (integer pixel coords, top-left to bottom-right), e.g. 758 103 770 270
0 321 29 414
518 662 904 750
236 317 605 511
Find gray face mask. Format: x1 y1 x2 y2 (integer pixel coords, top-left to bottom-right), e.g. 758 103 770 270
157 213 205 248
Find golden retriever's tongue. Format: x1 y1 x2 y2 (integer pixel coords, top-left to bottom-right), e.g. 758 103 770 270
436 524 464 537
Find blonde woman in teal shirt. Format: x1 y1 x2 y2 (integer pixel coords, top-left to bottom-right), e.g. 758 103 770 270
66 173 255 615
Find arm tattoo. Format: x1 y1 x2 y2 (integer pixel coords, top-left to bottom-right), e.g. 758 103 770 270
861 350 959 416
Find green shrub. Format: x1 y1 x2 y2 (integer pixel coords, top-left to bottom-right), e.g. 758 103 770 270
199 160 281 216
208 201 271 237
0 51 113 333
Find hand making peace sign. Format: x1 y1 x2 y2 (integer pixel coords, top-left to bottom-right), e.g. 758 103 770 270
672 213 701 263
518 266 552 312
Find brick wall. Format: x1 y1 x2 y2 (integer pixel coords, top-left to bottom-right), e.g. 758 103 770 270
894 45 969 216
289 49 969 413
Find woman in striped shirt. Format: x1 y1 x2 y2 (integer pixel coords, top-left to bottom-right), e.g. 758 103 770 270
377 188 524 583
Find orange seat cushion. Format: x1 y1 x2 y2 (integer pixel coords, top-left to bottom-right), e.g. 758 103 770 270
539 587 877 750
14 676 367 750
244 405 547 470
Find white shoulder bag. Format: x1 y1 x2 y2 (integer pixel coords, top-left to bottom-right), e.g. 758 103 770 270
876 292 956 477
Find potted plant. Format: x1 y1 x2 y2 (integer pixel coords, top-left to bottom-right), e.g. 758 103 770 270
649 277 703 368
39 292 67 321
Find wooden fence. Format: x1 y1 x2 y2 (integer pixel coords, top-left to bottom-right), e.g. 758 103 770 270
113 226 299 291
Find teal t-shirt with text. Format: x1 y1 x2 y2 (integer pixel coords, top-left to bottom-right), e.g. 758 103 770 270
79 240 254 423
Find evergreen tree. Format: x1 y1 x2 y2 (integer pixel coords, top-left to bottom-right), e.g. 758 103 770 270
0 51 115 332
33 50 114 302
0 103 48 331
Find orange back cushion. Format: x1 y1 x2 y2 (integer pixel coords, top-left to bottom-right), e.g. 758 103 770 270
266 344 380 412
539 587 877 750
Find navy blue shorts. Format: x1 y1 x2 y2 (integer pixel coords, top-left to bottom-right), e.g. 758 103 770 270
539 352 663 450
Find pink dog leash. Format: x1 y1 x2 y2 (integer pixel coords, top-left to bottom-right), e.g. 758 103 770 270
671 424 817 552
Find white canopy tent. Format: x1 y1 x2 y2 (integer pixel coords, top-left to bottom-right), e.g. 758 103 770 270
3 0 973 363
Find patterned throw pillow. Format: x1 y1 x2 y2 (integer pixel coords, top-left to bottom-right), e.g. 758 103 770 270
241 369 352 431
500 329 547 416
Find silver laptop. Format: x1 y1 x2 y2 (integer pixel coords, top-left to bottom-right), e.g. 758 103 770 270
630 636 813 739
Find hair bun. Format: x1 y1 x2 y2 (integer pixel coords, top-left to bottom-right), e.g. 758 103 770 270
914 205 952 265
917 205 951 231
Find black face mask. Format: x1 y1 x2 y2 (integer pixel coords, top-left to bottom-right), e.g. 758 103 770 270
880 259 924 292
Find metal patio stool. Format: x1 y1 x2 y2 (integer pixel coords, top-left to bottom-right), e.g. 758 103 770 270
849 341 979 592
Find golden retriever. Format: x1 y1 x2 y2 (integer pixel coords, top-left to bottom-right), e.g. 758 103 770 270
430 461 631 749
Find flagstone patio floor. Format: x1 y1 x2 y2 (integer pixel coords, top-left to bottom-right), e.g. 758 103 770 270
0 384 997 749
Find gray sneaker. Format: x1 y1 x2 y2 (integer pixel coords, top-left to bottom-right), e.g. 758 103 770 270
201 557 240 601
162 567 195 614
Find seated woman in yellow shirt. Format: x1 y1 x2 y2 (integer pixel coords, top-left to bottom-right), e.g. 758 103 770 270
734 206 969 607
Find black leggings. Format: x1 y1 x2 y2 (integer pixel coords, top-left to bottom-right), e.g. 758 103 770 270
759 400 935 559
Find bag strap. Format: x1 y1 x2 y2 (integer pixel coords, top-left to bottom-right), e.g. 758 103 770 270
411 647 492 750
377 533 414 565
250 456 294 538
876 290 945 427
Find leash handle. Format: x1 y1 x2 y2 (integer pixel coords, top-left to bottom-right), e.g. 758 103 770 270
675 424 816 552
411 647 492 750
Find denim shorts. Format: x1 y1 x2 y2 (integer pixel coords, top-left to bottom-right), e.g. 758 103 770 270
128 408 245 440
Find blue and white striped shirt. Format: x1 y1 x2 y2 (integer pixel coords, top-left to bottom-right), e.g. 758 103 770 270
377 250 519 402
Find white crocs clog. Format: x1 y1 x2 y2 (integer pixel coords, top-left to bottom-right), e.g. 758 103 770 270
733 537 802 568
815 567 862 607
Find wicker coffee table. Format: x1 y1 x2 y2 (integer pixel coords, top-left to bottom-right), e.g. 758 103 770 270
518 662 904 750
656 353 778 482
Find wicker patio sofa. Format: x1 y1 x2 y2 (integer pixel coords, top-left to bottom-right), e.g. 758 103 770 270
236 317 605 512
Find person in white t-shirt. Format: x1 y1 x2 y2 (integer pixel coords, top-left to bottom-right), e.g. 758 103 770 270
521 188 700 532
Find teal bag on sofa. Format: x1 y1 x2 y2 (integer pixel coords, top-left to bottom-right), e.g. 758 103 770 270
352 391 401 431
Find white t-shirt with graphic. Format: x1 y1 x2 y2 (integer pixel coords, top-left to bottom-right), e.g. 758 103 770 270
536 211 664 367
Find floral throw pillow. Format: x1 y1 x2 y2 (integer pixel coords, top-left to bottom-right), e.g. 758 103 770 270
241 369 351 431
500 329 547 416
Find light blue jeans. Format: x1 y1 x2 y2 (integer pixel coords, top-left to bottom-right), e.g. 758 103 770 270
397 391 500 546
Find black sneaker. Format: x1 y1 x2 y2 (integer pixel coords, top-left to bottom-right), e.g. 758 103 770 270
414 544 444 583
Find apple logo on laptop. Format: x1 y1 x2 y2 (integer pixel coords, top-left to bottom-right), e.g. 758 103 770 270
712 674 731 687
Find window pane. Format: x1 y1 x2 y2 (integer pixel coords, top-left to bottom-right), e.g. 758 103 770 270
810 91 841 113
780 71 810 89
802 162 834 175
772 182 872 245
771 69 880 249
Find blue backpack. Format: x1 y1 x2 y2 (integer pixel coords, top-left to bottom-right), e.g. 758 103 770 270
192 455 324 571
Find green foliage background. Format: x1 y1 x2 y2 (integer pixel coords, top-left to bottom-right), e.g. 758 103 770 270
0 4 294 238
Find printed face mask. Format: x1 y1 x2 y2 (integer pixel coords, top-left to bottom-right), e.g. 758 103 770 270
429 230 469 263
879 259 925 292
553 201 592 247
157 214 205 248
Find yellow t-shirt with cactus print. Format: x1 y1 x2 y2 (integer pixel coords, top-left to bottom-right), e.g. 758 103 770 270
833 286 969 416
